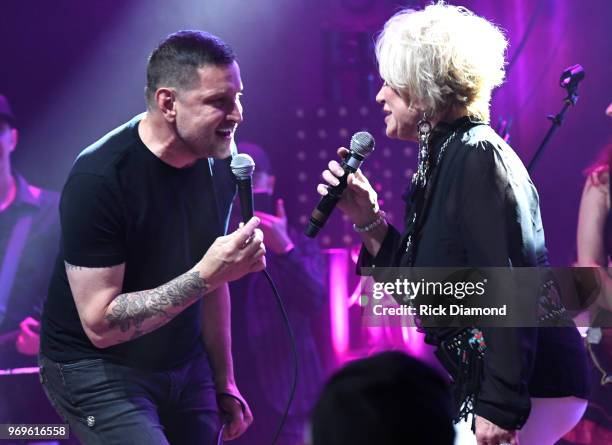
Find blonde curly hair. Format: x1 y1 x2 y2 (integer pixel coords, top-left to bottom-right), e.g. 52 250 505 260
375 2 508 123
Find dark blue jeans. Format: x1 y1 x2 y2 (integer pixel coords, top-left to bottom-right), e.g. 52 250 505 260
38 353 221 445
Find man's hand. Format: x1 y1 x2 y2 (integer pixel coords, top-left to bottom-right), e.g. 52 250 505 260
217 386 253 441
197 216 266 287
475 415 519 445
255 199 294 255
15 317 40 356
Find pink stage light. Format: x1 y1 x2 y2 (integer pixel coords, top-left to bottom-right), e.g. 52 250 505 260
327 248 350 359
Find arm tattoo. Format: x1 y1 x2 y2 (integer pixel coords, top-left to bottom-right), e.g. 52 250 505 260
104 271 208 341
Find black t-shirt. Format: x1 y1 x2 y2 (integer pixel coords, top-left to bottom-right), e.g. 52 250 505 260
41 114 235 370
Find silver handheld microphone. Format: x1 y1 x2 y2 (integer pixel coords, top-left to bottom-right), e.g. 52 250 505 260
230 153 256 223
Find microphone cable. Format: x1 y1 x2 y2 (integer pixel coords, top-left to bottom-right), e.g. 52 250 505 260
230 152 298 444
260 269 298 445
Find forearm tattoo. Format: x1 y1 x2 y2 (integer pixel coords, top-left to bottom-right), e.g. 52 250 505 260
104 271 208 341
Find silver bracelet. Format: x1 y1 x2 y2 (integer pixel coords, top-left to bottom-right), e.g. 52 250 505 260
353 211 386 233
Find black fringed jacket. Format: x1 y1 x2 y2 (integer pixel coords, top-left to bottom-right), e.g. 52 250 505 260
359 117 589 430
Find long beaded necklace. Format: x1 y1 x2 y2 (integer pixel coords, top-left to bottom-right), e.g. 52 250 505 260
404 127 458 262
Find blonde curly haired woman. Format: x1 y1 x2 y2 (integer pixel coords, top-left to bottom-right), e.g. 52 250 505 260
317 3 589 445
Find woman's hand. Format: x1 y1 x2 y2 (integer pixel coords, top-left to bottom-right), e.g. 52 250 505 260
317 147 380 227
475 415 519 445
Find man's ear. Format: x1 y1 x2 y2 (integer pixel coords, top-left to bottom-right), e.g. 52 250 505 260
155 88 177 122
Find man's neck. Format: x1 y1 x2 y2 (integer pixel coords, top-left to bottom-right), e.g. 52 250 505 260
138 112 197 169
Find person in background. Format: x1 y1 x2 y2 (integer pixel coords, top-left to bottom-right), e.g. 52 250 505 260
309 351 455 445
0 93 61 426
568 102 612 445
230 142 326 445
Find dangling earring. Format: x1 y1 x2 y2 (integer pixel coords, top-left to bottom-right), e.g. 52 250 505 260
413 113 432 189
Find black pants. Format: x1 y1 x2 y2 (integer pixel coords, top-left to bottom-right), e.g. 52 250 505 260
39 353 221 445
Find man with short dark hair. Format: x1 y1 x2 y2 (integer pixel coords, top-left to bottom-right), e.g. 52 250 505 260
40 31 261 444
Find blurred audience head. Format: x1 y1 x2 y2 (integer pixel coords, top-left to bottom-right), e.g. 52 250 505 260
309 351 455 445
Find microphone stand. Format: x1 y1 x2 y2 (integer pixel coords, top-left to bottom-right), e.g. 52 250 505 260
527 64 585 173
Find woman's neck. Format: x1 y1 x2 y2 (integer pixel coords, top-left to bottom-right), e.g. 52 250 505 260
437 106 470 127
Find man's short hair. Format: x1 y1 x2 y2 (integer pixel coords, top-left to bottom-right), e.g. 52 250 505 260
145 30 236 108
